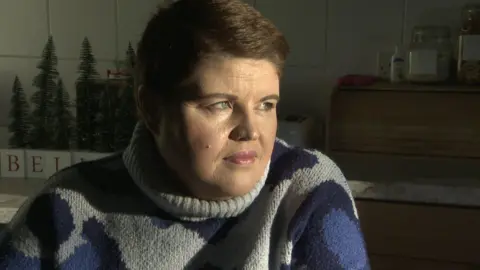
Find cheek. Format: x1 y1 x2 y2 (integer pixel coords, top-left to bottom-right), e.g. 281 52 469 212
183 116 231 157
260 116 277 139
258 116 277 156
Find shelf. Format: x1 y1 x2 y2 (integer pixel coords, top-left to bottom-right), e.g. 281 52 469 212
337 82 480 93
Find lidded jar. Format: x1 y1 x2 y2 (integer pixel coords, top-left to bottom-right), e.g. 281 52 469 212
458 3 480 84
406 26 452 83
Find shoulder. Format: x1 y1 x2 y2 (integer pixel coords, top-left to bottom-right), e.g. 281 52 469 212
269 138 353 208
2 152 146 251
270 140 369 269
51 152 126 188
269 138 357 219
7 152 136 229
39 152 142 199
36 151 145 208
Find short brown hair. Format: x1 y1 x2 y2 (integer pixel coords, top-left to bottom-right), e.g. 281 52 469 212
136 0 289 102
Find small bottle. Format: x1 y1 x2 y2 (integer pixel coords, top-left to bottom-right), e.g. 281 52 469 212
390 45 405 83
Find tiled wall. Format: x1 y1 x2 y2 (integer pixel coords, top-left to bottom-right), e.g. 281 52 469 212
0 0 478 147
259 0 480 115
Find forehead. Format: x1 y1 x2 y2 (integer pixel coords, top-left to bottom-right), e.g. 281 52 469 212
193 57 279 96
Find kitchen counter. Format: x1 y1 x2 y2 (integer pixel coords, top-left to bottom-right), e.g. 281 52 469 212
333 152 480 207
350 179 480 207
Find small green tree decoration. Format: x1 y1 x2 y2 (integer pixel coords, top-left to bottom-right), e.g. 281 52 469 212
30 36 58 149
125 42 135 70
8 76 31 148
113 43 137 150
93 83 115 152
51 78 75 150
76 37 99 150
113 84 136 150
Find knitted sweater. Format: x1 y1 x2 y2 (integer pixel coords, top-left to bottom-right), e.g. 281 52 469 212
0 123 370 269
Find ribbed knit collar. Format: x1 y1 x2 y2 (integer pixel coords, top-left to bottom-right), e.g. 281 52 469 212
122 122 270 221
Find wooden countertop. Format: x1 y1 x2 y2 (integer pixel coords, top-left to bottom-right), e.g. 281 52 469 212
337 82 480 93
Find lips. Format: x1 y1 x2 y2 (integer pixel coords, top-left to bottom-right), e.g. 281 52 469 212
224 151 257 165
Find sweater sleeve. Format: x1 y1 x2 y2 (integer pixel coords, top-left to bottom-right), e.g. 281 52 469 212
0 191 62 269
288 166 370 269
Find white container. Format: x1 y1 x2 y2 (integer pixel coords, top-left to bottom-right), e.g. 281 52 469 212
390 46 405 83
277 115 316 148
406 26 452 83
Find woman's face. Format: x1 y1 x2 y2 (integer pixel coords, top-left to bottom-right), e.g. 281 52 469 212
154 57 279 199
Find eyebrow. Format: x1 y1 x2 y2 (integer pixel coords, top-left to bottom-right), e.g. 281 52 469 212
199 93 238 100
260 94 280 102
199 93 280 102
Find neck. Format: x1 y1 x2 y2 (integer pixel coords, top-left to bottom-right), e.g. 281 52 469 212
122 122 270 221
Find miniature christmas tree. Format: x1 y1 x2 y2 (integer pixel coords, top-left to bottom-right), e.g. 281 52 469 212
8 76 31 148
93 83 115 152
112 44 137 150
113 80 136 150
51 78 75 150
29 36 58 149
125 42 135 72
76 37 99 150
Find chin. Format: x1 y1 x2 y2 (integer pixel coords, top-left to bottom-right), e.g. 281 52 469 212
192 162 269 200
218 173 263 198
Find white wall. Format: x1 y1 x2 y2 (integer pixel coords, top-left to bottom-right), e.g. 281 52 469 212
0 0 478 131
256 0 480 116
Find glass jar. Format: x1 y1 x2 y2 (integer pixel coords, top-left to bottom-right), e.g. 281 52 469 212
461 4 480 35
458 3 480 84
435 28 454 81
407 26 452 83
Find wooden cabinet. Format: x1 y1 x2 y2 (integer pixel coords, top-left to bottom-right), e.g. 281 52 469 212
327 83 480 158
356 200 480 269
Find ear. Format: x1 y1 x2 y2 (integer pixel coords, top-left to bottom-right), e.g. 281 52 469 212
136 85 162 135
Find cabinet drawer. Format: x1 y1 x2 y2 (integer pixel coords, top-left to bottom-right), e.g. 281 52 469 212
329 89 480 158
369 254 478 270
356 200 480 265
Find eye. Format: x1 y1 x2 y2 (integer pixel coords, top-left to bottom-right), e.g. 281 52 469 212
259 102 276 111
208 101 232 110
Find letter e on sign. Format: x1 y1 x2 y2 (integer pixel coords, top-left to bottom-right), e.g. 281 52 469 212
26 150 47 179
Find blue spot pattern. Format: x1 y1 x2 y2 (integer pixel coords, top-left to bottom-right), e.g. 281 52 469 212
267 144 318 191
288 181 369 269
26 193 75 253
0 242 42 270
150 215 174 229
68 217 128 269
60 242 99 269
270 139 291 163
323 209 367 269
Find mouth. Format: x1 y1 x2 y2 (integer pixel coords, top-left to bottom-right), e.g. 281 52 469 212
224 151 257 165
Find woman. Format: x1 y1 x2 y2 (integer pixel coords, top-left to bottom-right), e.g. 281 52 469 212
0 0 369 269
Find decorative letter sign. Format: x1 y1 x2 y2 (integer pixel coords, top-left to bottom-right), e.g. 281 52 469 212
0 149 112 179
26 150 45 179
44 151 73 179
1 150 25 178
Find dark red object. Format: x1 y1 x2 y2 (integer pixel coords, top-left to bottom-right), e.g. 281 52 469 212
337 75 378 87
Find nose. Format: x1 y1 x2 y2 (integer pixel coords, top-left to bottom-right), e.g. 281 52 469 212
229 111 259 141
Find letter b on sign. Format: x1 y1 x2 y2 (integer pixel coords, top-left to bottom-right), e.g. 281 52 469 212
1 150 25 178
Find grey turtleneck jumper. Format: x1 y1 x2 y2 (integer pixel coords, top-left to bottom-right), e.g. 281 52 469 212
0 123 370 269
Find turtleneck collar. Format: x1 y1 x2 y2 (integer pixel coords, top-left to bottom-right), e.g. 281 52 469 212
122 122 270 221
